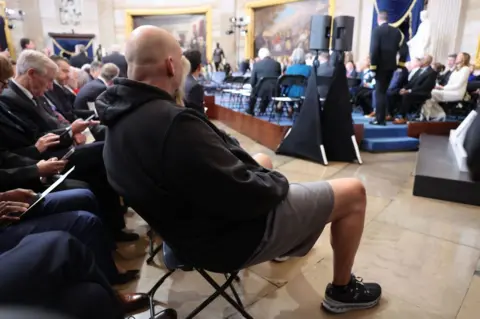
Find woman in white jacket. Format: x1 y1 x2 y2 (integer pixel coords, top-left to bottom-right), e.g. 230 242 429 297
431 52 471 102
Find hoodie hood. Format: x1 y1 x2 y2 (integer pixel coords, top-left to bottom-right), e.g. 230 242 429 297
97 78 175 127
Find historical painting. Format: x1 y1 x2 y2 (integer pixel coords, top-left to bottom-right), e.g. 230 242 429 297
58 0 82 26
133 14 207 62
253 0 329 58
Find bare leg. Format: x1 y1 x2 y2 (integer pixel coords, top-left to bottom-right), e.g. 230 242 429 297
253 153 273 169
326 178 366 286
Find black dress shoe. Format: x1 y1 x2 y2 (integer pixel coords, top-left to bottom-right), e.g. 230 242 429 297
369 120 386 126
114 230 140 242
113 269 140 285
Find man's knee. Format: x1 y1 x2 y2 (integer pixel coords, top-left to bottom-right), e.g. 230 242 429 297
253 153 273 169
347 178 367 212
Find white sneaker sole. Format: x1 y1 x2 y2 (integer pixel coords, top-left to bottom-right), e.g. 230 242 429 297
272 256 290 262
321 295 380 313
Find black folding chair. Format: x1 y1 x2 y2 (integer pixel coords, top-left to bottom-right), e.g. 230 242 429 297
147 243 253 319
250 76 278 115
269 74 308 123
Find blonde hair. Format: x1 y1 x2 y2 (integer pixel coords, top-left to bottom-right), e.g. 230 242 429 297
175 56 191 106
0 54 14 81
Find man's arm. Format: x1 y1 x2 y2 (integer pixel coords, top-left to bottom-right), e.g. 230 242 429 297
163 112 289 219
250 64 258 87
186 84 205 114
369 28 381 71
410 72 437 96
0 150 40 192
11 145 42 160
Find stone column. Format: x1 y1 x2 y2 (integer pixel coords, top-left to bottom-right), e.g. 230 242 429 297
97 0 116 50
428 0 464 62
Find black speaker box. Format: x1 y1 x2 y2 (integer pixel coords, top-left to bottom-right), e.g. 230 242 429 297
309 15 332 51
332 16 355 52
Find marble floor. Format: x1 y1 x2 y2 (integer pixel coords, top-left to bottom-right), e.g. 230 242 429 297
118 122 480 319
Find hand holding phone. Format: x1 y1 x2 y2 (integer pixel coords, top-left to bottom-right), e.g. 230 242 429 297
61 148 75 160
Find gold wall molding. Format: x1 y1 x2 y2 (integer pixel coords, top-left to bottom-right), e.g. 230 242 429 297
0 1 16 60
244 0 335 59
125 7 212 60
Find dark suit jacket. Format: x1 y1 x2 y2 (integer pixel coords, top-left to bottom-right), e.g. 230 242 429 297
250 57 281 98
184 75 204 114
405 67 437 98
387 68 408 95
0 81 73 148
370 23 407 71
250 57 281 88
74 78 106 118
102 53 128 78
0 149 41 192
0 100 43 156
45 83 77 123
69 53 92 69
438 69 453 86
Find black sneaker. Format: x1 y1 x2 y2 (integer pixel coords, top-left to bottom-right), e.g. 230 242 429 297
322 274 382 314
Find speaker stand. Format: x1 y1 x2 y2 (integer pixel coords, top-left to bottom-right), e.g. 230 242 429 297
313 49 328 165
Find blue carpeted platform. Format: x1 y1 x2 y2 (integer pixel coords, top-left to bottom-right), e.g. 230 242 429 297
214 94 420 152
352 114 419 152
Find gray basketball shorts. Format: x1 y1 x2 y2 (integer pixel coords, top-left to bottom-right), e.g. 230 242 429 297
243 181 334 267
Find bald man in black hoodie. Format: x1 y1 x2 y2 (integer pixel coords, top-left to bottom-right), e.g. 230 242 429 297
99 25 382 314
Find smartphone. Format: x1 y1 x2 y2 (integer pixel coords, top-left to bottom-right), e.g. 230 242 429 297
59 126 72 138
85 114 96 121
61 147 75 160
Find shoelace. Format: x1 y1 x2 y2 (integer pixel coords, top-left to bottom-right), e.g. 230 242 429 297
352 276 371 295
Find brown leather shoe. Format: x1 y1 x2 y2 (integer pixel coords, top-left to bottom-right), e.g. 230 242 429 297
393 118 407 124
120 293 149 314
386 115 393 121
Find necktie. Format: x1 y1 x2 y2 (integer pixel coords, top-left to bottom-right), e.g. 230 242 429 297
34 96 70 125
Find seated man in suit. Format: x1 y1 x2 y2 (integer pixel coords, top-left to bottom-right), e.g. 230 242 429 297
102 45 128 78
47 55 106 139
87 60 102 81
0 51 135 242
393 54 437 124
183 50 205 114
437 53 457 86
248 48 282 115
74 63 120 119
0 185 139 285
69 44 93 69
101 26 382 314
386 66 408 120
0 232 163 319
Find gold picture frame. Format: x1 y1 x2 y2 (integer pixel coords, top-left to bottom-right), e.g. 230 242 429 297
244 0 335 59
476 35 480 69
0 1 16 60
125 7 212 60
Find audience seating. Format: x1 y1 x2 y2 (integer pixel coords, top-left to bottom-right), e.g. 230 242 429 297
269 74 307 122
250 76 278 115
147 243 253 319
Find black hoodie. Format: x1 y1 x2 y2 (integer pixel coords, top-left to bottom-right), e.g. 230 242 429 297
98 78 289 272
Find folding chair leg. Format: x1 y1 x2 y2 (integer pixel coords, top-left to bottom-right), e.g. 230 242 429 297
225 274 244 308
146 245 163 265
185 272 236 319
197 270 254 319
148 269 175 319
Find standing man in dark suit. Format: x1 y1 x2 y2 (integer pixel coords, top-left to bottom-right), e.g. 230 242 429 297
393 54 437 124
316 51 335 99
75 63 119 119
69 44 92 69
183 50 205 114
369 11 407 125
248 48 282 115
102 45 127 78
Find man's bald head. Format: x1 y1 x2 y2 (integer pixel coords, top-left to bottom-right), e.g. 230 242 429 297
125 25 183 96
422 54 433 67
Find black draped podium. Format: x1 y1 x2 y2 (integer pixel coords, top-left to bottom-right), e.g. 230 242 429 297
276 60 326 164
276 60 359 164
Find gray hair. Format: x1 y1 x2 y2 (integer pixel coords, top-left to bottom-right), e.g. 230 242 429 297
76 69 90 89
100 63 120 81
258 48 270 60
291 48 306 64
90 61 103 73
16 49 58 76
75 44 86 53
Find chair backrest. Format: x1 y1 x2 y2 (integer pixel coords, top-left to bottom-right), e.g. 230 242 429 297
253 76 278 97
231 76 246 88
211 71 226 84
276 74 308 96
